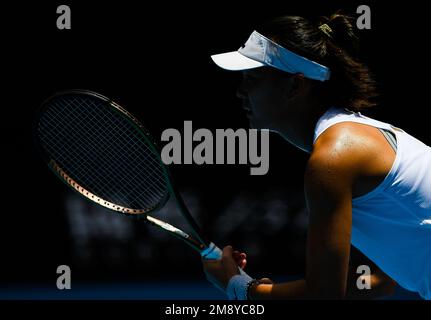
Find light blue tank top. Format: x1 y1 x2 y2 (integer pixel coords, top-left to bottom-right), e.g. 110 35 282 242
314 107 431 300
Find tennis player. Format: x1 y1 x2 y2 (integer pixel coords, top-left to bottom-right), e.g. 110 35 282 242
203 12 431 300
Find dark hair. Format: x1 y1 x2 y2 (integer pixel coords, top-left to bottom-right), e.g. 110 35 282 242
258 11 377 111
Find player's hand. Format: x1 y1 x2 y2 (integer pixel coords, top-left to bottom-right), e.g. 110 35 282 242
233 250 247 269
202 245 242 290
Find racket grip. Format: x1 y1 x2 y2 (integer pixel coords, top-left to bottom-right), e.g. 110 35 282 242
201 243 248 276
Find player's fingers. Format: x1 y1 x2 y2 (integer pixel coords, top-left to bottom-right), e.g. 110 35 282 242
239 259 247 269
222 246 234 260
233 251 246 260
233 256 246 268
222 246 244 277
232 251 247 269
222 246 242 273
233 251 242 260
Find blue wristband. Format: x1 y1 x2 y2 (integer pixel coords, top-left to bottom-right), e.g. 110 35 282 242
226 274 254 300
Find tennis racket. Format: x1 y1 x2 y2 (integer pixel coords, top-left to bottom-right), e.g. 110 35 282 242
34 89 246 274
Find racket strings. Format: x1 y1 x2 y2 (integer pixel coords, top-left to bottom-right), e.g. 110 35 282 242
40 107 162 207
40 103 148 199
38 94 168 210
45 97 166 201
44 99 166 202
40 98 165 207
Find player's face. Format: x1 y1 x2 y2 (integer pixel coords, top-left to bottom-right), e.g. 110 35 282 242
237 67 293 130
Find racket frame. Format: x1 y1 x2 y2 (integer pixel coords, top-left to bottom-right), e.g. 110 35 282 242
34 89 210 252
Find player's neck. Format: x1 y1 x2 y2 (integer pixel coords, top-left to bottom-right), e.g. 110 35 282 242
277 103 325 153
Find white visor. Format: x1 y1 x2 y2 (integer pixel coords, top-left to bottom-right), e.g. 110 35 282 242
211 31 331 81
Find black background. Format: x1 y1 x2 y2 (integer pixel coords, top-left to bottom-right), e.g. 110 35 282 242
0 0 428 298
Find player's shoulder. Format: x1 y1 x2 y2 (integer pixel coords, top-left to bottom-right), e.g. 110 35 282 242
308 122 380 177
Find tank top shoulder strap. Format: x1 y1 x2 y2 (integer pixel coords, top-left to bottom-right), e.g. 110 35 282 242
313 107 396 144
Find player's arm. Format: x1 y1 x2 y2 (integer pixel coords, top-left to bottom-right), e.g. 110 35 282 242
251 129 395 299
249 261 397 299
345 247 397 299
204 125 397 299
250 142 354 299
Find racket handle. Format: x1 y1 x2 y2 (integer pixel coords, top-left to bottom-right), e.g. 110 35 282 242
201 243 248 276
